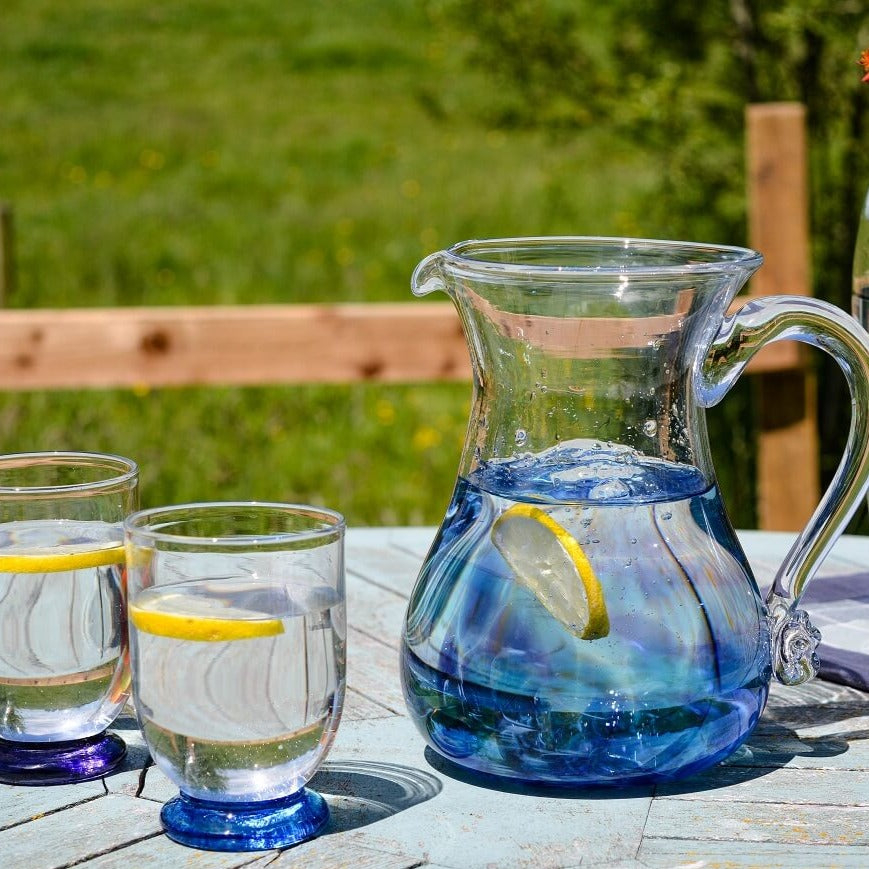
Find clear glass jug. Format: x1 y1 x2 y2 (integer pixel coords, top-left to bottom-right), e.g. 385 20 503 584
400 237 869 786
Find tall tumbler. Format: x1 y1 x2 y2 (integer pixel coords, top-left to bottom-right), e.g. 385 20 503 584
124 502 346 851
0 451 138 784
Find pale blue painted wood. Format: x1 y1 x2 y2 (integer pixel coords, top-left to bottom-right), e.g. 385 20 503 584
345 626 406 714
0 715 152 814
346 570 409 647
637 839 869 867
725 730 869 771
384 527 437 562
644 799 869 845
737 530 869 583
133 764 175 804
346 530 424 598
307 714 652 869
265 837 427 868
0 793 161 868
348 527 435 566
344 686 398 722
77 834 264 868
3 528 869 868
0 779 103 829
100 717 155 796
655 766 869 805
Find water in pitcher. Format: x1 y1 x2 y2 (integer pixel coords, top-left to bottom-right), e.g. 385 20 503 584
0 519 127 742
402 442 772 785
129 578 345 802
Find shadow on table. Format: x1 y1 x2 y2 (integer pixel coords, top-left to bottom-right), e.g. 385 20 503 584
310 760 441 834
421 714 861 800
423 747 656 800
107 715 153 781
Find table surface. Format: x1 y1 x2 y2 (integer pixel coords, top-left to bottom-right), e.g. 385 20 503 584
3 527 869 869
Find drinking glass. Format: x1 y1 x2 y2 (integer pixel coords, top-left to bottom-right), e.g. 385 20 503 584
124 502 346 852
0 451 138 784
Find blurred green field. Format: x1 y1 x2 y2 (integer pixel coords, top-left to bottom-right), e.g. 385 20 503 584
0 0 759 525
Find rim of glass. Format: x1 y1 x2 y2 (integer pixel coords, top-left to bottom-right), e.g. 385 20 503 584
440 236 764 279
124 501 345 546
0 451 139 495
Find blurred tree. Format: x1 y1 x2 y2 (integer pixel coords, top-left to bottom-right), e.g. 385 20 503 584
451 1 867 263
445 0 869 518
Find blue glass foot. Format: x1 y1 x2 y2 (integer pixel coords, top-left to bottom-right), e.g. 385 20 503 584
161 789 329 852
0 731 126 785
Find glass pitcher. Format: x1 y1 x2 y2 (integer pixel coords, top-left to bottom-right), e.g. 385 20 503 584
400 237 869 786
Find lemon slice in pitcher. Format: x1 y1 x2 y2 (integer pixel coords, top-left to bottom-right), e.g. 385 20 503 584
491 504 609 640
129 594 284 643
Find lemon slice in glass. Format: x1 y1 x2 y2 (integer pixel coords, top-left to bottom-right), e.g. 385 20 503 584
491 504 609 640
0 544 126 574
129 596 284 643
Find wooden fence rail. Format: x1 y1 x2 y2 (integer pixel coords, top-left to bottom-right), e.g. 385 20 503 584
0 302 469 390
0 298 804 392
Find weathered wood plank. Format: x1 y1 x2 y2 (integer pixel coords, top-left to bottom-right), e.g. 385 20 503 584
0 793 162 868
383 527 437 562
638 838 869 868
77 834 266 868
0 298 808 392
0 780 104 830
257 839 424 869
343 686 398 722
346 572 409 647
346 536 424 598
730 726 869 772
643 799 869 845
101 717 157 796
345 626 406 715
130 762 179 806
317 715 651 869
655 765 869 805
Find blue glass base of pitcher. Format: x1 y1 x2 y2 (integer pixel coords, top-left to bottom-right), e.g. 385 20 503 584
0 730 126 785
402 648 767 786
161 789 329 852
401 459 773 787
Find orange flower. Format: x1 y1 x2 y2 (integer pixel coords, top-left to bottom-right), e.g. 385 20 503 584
860 49 869 83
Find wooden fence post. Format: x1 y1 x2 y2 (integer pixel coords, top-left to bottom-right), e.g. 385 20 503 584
746 102 820 531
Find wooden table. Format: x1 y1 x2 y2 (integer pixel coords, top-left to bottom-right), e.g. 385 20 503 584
3 528 869 868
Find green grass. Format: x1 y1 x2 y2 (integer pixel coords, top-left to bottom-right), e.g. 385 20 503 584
0 671 113 712
142 717 325 789
0 0 758 526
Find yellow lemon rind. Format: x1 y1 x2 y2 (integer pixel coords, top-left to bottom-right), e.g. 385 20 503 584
0 545 126 574
129 605 285 642
492 503 610 641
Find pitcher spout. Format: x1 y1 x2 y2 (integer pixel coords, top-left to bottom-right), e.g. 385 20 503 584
411 251 447 297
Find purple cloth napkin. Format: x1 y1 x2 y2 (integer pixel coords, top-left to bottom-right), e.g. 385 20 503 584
790 571 869 691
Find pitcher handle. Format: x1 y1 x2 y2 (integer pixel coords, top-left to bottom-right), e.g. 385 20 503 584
697 295 869 685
